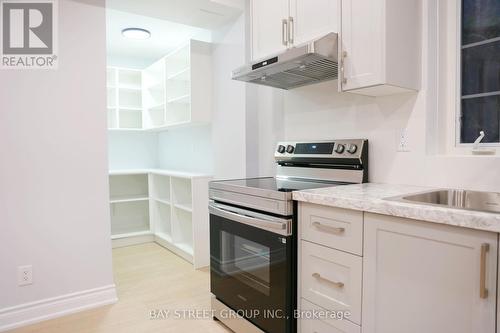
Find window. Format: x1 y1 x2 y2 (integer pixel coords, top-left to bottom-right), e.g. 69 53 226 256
459 0 500 144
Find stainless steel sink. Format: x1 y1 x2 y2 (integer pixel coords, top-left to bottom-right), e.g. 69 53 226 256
390 189 500 214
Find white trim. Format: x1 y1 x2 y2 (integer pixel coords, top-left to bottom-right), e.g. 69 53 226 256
462 91 500 99
462 36 500 49
154 234 194 264
0 285 117 332
453 0 500 149
454 0 463 148
112 234 155 248
438 0 500 154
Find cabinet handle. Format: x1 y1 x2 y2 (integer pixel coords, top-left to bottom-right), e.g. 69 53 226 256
480 243 489 299
341 51 348 85
312 273 344 289
288 17 294 44
282 19 288 46
312 222 345 235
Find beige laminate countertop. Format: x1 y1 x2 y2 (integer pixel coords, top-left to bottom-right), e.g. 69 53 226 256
293 183 500 233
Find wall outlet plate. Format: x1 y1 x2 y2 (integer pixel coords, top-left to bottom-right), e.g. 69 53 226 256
396 128 410 152
18 265 33 286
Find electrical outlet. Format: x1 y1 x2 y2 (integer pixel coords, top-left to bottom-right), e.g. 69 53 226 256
18 265 33 286
396 128 410 152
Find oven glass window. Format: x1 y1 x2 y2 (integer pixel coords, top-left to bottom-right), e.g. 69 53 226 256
220 231 270 296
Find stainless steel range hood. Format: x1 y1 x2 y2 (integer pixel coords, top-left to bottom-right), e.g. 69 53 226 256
232 33 339 90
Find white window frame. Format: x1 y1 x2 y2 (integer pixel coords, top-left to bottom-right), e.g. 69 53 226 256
454 0 500 148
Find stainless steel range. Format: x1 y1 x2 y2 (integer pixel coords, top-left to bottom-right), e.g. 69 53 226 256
209 139 368 333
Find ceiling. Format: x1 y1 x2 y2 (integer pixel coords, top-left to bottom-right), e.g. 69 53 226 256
106 0 245 30
106 0 244 69
106 9 212 69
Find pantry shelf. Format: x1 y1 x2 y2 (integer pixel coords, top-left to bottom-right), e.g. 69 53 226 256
108 170 211 268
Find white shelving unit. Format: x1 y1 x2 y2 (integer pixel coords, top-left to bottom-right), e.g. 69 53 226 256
109 173 152 247
141 40 212 131
109 169 211 269
142 60 166 129
107 40 211 132
107 67 143 130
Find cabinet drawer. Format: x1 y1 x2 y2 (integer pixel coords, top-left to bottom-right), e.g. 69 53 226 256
301 241 362 325
300 202 363 255
300 298 361 333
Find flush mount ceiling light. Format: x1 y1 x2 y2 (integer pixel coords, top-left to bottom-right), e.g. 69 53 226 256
121 28 151 40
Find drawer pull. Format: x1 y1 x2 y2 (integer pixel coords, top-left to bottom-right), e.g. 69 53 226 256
312 273 345 289
312 222 345 235
480 243 489 299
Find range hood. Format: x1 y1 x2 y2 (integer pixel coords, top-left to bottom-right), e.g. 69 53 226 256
232 32 339 90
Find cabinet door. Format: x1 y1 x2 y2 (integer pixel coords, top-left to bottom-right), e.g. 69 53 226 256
363 213 498 333
289 0 339 46
340 0 384 91
250 0 289 61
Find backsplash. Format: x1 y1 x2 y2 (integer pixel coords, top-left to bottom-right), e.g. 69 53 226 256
157 125 214 174
108 132 158 169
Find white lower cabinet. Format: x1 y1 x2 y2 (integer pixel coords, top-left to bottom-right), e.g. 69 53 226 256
298 202 364 331
300 298 361 333
301 241 362 325
362 213 498 333
300 203 363 256
298 202 499 333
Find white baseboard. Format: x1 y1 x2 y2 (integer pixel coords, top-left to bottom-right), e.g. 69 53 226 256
0 284 118 332
112 234 154 248
154 235 193 265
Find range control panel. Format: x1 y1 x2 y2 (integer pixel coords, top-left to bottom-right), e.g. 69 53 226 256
275 140 367 159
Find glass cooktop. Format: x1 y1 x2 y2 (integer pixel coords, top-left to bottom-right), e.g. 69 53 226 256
210 177 345 196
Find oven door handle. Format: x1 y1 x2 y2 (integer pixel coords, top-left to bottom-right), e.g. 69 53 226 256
209 202 292 236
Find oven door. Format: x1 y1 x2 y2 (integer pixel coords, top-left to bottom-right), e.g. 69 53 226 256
209 202 294 333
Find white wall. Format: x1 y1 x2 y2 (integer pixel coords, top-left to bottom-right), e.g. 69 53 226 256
108 132 158 169
252 0 500 192
157 125 214 174
280 82 500 192
211 14 247 179
245 85 284 177
0 0 116 330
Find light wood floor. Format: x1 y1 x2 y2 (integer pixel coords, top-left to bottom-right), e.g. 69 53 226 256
9 243 231 333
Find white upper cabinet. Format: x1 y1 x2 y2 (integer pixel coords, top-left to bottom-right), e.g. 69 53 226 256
339 0 383 92
340 0 421 96
250 0 339 61
363 213 498 333
250 0 289 61
289 0 339 46
250 0 420 96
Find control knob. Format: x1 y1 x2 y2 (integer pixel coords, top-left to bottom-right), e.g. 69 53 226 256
347 144 358 154
334 144 345 154
286 145 295 154
277 145 286 154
